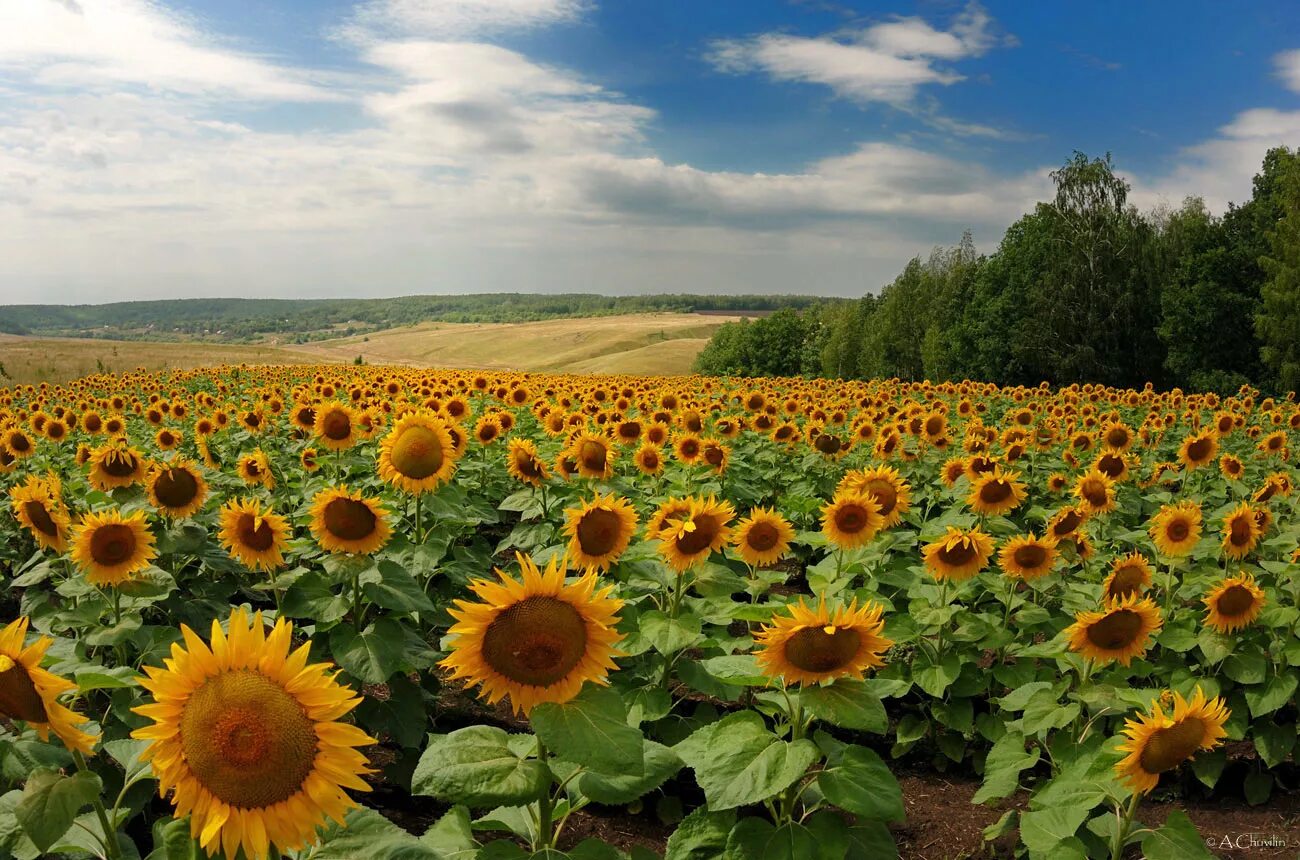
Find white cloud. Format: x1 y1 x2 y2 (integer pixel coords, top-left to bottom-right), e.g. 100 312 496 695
344 0 587 38
1274 49 1300 93
709 1 1012 106
0 0 338 101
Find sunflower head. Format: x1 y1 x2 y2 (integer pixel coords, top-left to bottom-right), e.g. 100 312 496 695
1220 502 1262 560
821 491 884 549
218 498 291 572
755 599 892 686
633 443 664 475
1102 552 1153 601
1202 572 1266 633
88 440 148 491
146 460 208 519
652 495 734 571
968 466 1026 516
1074 469 1116 515
506 438 549 487
922 526 995 582
998 533 1057 580
310 487 391 555
0 617 98 754
132 608 374 860
70 509 158 587
1115 687 1228 794
378 410 457 495
570 433 615 479
1177 432 1217 469
837 466 911 529
9 475 71 553
314 402 358 451
441 553 624 714
1066 593 1163 666
732 507 795 568
563 494 638 572
1149 501 1202 558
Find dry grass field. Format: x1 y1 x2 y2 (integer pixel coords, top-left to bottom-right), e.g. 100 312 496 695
0 313 735 384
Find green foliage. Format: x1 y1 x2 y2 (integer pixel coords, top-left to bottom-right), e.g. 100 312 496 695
692 309 814 377
1257 147 1300 391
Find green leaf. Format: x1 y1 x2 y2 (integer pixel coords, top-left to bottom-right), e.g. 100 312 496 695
912 651 961 697
1018 806 1089 856
281 570 350 623
1244 671 1298 717
641 610 702 655
972 731 1039 804
420 806 478 859
361 560 436 614
1223 650 1267 685
845 821 897 860
104 738 154 786
1140 811 1215 860
329 617 406 683
1020 690 1079 736
412 727 549 807
75 665 139 692
664 808 735 860
146 816 203 860
1190 748 1225 788
576 741 682 805
816 745 904 822
531 685 644 777
313 807 442 859
15 769 101 852
1253 721 1296 768
997 681 1054 712
699 655 767 687
1244 771 1272 805
800 679 887 733
674 712 819 810
723 812 849 860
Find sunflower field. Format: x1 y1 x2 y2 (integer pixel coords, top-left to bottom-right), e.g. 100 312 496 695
1 366 1298 860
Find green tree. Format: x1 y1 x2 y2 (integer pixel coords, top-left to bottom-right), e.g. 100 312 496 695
1257 147 1300 392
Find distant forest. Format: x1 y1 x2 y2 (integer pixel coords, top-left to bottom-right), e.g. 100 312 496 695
0 294 830 343
695 147 1300 395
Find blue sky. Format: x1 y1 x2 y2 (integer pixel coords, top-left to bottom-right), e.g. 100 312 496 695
1 0 1298 303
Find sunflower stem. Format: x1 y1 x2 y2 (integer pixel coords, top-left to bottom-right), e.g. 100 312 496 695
534 737 556 850
414 493 423 544
1109 789 1143 860
73 750 121 860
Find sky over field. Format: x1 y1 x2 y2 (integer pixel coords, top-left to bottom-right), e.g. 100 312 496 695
1 0 1299 303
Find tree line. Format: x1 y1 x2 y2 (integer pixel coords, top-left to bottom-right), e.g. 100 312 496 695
694 147 1300 394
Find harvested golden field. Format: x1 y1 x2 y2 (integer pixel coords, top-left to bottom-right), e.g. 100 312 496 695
294 312 734 374
0 333 322 385
0 313 734 385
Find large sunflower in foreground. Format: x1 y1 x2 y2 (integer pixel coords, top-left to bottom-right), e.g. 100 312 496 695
998 533 1057 580
1149 501 1202 558
378 410 457 495
146 460 209 520
1066 593 1162 666
70 509 158 587
731 507 795 567
0 618 98 755
1102 551 1153 601
563 493 638 571
837 465 911 529
755 599 892 686
9 474 71 553
309 487 391 555
1202 572 1266 633
132 608 374 860
218 498 291 572
922 526 995 582
441 553 623 714
1115 687 1228 794
652 495 734 571
821 492 883 549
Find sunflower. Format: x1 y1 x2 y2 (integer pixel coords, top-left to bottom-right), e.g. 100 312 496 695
700 439 729 474
1219 502 1262 560
1115 687 1229 794
1149 501 1202 558
563 494 638 572
633 443 664 476
755 599 892 686
1202 572 1266 633
9 474 71 553
218 498 291 572
1177 432 1218 469
1102 552 1154 601
674 433 703 465
474 415 502 446
505 438 549 487
1218 454 1244 480
314 402 358 451
378 410 457 495
569 432 616 479
309 487 391 555
88 441 148 491
922 526 995 582
940 457 968 487
1047 505 1088 541
0 618 97 754
821 492 883 550
132 608 374 860
1066 593 1162 666
440 553 623 714
146 460 209 520
998 533 1057 580
652 495 734 571
1074 469 1116 515
1047 472 1068 493
70 509 158 587
731 507 795 567
2 427 35 459
968 467 1027 517
237 449 275 490
838 466 911 529
301 447 320 472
